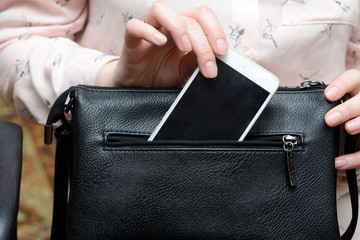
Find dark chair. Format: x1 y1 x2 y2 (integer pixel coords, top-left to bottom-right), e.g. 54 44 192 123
0 121 23 240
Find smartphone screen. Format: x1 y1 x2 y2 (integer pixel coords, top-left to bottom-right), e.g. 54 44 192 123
149 57 271 141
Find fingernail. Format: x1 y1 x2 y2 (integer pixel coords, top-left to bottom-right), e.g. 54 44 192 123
154 32 167 44
180 34 192 52
347 121 360 134
204 61 217 78
335 158 347 169
216 39 227 54
326 111 342 126
326 86 340 100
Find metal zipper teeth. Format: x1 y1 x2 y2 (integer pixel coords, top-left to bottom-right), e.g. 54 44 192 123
105 135 302 149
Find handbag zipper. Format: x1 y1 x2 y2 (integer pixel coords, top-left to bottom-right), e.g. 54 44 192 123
282 135 298 187
104 133 302 148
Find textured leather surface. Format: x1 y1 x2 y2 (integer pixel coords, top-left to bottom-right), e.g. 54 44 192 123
65 86 342 239
0 122 23 240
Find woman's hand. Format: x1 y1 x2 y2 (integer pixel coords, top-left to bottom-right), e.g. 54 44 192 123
96 0 227 87
324 69 360 170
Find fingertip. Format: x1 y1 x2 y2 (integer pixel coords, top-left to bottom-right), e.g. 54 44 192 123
153 32 167 45
324 111 343 127
325 85 340 101
203 60 218 78
335 158 348 170
215 39 228 55
345 119 360 135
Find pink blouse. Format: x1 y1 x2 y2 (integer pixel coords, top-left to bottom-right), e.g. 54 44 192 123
0 0 359 123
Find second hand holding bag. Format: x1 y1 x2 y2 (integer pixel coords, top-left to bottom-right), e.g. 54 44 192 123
45 81 358 239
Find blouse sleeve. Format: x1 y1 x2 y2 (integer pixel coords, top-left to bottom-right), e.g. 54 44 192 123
0 0 116 123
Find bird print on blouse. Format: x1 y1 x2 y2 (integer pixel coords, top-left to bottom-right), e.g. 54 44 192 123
332 0 351 12
347 49 359 65
262 19 278 48
96 9 106 26
15 59 30 81
320 24 333 38
22 14 32 27
52 54 63 67
122 12 133 23
299 70 321 83
93 54 108 63
229 25 245 48
45 99 52 108
347 28 360 66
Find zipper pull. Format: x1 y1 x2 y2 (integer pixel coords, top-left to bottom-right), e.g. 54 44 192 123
282 135 297 187
44 87 74 145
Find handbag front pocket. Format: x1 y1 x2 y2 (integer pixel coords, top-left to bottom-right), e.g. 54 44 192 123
104 132 303 188
68 132 340 240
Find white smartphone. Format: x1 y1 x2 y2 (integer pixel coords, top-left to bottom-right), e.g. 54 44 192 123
148 47 279 141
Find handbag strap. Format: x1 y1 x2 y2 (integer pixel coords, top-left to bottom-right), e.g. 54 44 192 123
50 127 71 240
340 134 359 240
45 88 73 240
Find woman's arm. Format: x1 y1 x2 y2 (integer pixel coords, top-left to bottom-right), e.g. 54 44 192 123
0 0 116 123
1 0 227 123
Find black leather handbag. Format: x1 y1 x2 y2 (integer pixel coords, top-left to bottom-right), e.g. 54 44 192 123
45 82 358 240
